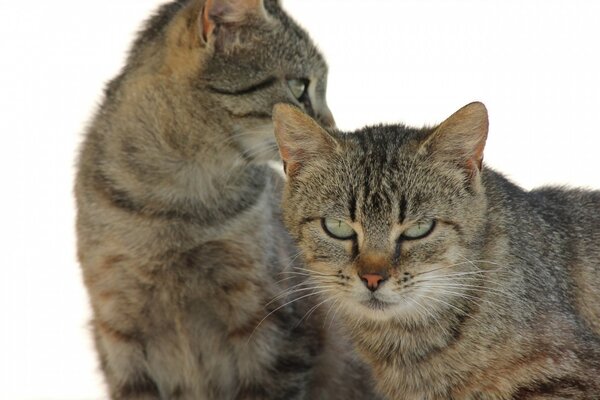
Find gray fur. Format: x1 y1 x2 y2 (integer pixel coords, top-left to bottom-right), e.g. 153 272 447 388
75 1 377 399
274 102 600 399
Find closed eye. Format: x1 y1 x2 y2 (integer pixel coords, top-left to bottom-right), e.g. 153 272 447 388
206 76 277 95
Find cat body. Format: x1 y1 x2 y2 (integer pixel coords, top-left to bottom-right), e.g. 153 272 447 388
76 1 377 399
273 103 600 399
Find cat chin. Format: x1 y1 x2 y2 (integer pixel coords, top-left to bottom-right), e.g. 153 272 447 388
232 122 279 163
339 298 399 322
342 296 432 323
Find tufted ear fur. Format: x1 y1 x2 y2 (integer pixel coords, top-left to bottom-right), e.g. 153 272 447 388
199 0 270 43
272 104 338 177
420 101 489 180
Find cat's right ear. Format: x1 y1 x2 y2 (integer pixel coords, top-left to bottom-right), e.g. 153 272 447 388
273 104 338 177
420 101 489 182
199 0 270 44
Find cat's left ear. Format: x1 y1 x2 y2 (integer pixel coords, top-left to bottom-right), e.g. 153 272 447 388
199 0 270 44
421 101 489 179
273 104 338 177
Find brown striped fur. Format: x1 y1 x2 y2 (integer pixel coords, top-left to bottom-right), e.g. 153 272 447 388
76 1 378 399
274 103 600 399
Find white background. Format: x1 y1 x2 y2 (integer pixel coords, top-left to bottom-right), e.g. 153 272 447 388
1 1 598 399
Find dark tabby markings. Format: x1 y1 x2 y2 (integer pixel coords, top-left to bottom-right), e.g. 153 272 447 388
448 305 474 343
171 385 185 399
117 372 160 398
274 356 312 374
278 385 303 400
207 76 277 96
96 320 142 344
235 383 269 399
440 218 463 235
94 172 143 215
512 377 587 398
392 238 403 265
349 192 357 222
230 110 272 120
93 169 265 224
221 280 250 295
399 195 407 224
228 312 266 340
299 217 319 226
351 238 360 261
103 255 127 269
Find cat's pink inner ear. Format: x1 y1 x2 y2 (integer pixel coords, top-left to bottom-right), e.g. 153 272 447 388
273 104 307 177
200 0 267 41
201 0 216 42
428 101 489 175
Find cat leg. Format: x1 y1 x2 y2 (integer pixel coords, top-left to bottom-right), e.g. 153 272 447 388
92 320 160 400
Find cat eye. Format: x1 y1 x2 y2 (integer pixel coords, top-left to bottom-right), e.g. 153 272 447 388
322 218 356 240
287 79 308 100
402 220 436 240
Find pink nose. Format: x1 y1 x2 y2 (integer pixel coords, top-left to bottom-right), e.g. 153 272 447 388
360 273 387 292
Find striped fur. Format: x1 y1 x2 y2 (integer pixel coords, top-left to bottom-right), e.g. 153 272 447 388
76 1 378 399
274 103 600 399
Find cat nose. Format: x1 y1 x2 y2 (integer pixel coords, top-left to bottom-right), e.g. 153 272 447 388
360 273 388 292
317 106 336 129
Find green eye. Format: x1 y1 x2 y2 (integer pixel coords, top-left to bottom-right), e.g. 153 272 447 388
322 218 355 240
288 79 307 99
402 220 436 240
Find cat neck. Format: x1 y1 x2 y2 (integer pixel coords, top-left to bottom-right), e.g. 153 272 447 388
344 304 477 365
102 70 283 219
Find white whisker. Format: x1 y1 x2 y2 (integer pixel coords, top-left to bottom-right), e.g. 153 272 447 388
247 289 334 345
266 285 337 307
296 296 337 328
418 294 485 325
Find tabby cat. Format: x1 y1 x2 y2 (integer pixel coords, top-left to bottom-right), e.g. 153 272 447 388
273 102 600 399
75 1 378 399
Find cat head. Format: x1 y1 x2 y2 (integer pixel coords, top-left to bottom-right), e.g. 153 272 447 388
124 0 333 162
273 102 490 323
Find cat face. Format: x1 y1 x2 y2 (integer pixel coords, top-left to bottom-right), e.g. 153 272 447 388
151 0 334 162
273 103 490 323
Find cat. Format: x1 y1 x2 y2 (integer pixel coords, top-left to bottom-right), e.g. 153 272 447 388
75 0 379 399
272 102 600 399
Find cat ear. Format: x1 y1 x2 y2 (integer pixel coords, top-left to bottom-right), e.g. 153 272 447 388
273 104 338 177
199 0 269 43
421 101 489 178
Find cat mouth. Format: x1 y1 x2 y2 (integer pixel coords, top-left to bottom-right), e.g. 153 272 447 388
361 297 393 311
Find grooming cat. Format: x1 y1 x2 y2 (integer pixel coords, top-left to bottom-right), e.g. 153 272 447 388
75 1 379 399
273 102 600 399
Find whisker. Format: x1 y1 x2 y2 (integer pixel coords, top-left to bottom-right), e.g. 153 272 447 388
413 282 519 302
247 289 333 345
420 268 510 280
266 285 337 307
328 299 345 331
285 251 305 269
291 266 337 277
281 270 337 279
405 296 447 333
295 296 337 328
414 259 516 279
416 285 506 310
412 261 475 277
415 275 514 293
273 275 308 285
418 294 485 325
324 298 341 329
